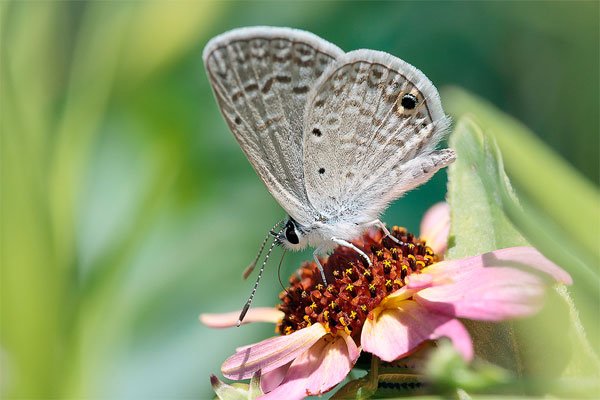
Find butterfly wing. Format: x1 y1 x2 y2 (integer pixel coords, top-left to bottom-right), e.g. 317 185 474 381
203 27 344 225
302 50 455 223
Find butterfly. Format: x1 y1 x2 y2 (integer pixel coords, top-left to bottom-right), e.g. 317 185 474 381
203 27 455 321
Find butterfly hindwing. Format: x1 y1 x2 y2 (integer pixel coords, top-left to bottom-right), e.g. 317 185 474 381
203 27 344 225
302 50 454 222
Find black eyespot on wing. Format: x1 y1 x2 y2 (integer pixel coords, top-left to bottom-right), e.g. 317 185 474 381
312 128 322 137
285 220 299 244
401 94 417 110
234 116 242 125
318 167 325 174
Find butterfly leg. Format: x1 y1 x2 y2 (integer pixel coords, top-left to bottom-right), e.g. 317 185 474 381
364 220 404 246
313 248 328 285
331 237 372 267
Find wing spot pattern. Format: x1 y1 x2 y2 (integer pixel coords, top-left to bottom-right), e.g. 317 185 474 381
244 83 259 92
204 31 344 225
293 85 310 94
318 167 325 174
261 77 274 93
275 75 292 83
230 90 244 103
312 128 322 137
260 74 292 94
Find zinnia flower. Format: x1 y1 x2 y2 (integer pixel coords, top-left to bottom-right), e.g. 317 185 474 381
201 203 571 399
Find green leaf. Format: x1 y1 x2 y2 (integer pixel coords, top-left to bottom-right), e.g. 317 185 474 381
426 341 511 393
447 117 532 376
210 372 262 400
443 87 600 274
447 118 529 260
444 88 600 367
446 116 599 393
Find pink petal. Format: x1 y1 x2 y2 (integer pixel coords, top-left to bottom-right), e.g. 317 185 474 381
221 323 326 380
261 363 290 393
430 318 473 361
415 266 548 321
200 307 283 328
405 273 434 290
259 333 359 400
361 300 473 361
419 202 450 256
424 247 572 285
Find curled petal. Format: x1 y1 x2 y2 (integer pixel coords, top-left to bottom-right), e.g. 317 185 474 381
341 331 361 363
429 318 473 361
200 307 283 328
423 247 572 285
419 202 450 255
222 323 326 380
361 300 473 361
260 333 360 400
415 266 547 321
261 363 290 393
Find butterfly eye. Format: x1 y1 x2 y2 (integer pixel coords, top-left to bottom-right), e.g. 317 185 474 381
401 93 418 110
285 221 300 244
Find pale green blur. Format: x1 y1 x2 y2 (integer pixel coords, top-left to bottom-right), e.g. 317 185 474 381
1 1 598 399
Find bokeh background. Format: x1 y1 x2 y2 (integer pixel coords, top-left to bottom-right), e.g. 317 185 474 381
1 1 598 399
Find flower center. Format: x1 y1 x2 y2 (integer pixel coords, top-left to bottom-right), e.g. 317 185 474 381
277 226 439 342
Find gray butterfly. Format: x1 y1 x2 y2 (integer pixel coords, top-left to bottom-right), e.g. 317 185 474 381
203 27 454 315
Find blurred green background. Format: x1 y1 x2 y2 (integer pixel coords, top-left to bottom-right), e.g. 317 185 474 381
1 1 598 399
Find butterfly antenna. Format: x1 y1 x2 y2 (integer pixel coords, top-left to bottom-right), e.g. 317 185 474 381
242 219 284 280
237 227 284 327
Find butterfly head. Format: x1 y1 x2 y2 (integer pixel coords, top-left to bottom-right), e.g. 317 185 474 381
275 217 308 251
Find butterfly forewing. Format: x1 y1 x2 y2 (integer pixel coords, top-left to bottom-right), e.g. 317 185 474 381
302 50 454 221
203 27 344 225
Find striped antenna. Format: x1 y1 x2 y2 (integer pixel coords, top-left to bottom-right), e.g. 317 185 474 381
242 219 284 280
237 226 284 327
